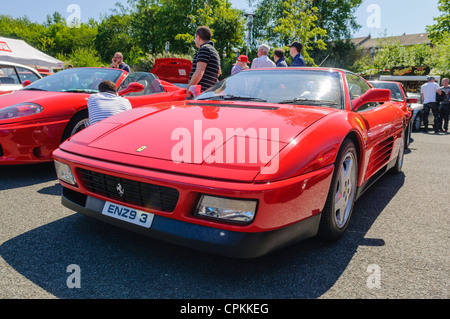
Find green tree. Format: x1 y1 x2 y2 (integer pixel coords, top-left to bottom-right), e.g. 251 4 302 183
428 33 450 77
312 39 359 69
0 13 99 65
350 39 434 77
312 0 362 41
427 0 450 43
275 0 326 65
251 0 327 65
57 47 103 68
250 0 362 65
0 15 46 49
174 0 245 57
127 0 244 58
128 0 161 54
42 12 98 57
94 5 142 65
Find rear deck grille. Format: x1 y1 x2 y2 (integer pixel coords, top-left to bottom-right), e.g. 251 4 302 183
77 168 179 212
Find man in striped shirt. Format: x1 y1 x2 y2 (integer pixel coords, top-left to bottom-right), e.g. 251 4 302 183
87 80 132 126
187 26 221 96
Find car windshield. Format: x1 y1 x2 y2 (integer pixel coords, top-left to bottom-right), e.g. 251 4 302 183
23 68 123 93
370 82 405 102
195 69 344 109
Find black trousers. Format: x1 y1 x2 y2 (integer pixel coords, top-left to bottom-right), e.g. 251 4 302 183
423 102 439 131
438 103 450 131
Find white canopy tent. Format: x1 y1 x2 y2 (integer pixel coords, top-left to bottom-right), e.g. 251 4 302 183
0 36 64 69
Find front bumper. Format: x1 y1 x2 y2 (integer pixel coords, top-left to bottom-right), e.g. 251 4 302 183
62 187 321 258
55 148 333 258
0 119 68 164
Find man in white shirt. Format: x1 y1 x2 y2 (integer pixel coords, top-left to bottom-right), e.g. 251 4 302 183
421 76 442 132
251 44 276 69
87 80 132 126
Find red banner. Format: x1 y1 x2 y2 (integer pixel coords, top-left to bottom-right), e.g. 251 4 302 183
0 41 12 52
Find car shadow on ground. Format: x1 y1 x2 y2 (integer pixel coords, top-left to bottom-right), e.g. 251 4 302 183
0 171 405 299
0 162 57 191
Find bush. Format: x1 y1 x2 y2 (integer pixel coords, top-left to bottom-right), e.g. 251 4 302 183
57 47 103 68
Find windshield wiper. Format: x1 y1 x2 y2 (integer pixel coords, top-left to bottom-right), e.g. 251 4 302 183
64 89 98 93
279 98 339 106
23 88 47 91
197 94 267 102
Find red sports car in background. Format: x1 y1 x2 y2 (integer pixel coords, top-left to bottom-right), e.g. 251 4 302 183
0 67 186 164
151 58 192 87
54 68 406 258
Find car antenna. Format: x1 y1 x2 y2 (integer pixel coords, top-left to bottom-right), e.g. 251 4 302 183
319 54 330 67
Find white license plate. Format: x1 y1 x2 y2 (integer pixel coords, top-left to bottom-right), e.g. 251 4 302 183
102 201 154 228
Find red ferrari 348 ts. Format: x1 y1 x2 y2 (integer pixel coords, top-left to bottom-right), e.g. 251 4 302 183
53 68 406 258
0 67 185 164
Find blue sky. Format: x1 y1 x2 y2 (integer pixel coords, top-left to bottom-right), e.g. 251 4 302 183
0 0 441 39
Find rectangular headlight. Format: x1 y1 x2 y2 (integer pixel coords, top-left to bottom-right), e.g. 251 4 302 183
54 160 77 186
196 195 257 223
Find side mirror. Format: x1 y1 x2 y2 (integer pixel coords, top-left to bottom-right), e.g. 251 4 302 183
22 80 31 88
407 98 418 104
118 82 145 96
352 88 391 111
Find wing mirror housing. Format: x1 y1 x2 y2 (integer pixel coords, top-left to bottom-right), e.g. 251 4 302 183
22 80 31 88
352 88 391 111
118 82 145 96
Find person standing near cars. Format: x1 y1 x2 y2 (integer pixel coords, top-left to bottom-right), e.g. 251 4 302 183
231 55 250 75
438 78 450 132
251 44 276 69
110 52 131 72
289 41 306 67
273 48 288 67
420 76 442 133
187 26 221 96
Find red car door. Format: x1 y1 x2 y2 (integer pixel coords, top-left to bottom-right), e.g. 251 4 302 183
118 72 186 108
346 73 404 180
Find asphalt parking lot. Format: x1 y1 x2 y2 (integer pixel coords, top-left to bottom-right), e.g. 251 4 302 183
0 132 448 300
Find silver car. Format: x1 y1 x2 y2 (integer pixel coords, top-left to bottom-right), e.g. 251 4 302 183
406 92 439 131
0 60 42 92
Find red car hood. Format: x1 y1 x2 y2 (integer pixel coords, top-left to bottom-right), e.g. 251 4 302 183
0 90 89 121
62 101 335 181
0 90 82 105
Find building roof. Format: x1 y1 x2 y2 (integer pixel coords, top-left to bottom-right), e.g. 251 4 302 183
351 33 431 49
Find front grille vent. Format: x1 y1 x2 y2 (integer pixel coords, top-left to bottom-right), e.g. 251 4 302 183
77 168 179 212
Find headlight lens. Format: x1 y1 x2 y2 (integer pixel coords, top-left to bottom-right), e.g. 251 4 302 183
0 103 43 120
54 160 77 186
196 195 257 223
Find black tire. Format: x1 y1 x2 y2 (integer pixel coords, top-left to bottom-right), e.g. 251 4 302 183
61 110 89 142
412 112 422 132
391 130 405 174
405 122 411 149
318 139 358 241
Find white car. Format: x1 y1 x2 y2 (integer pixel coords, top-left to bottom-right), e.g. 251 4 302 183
0 60 42 92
